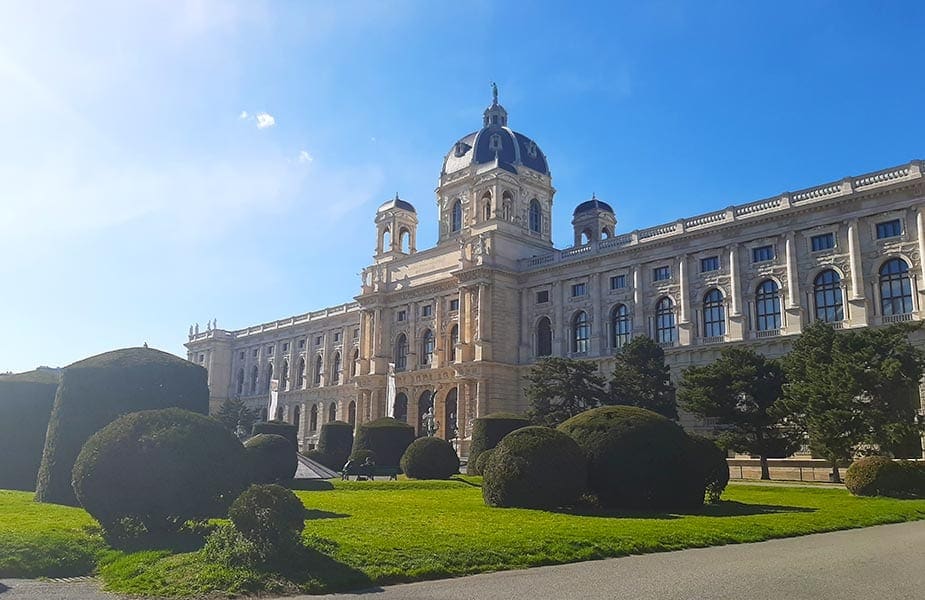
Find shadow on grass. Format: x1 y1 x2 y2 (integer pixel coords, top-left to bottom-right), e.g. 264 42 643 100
449 476 481 488
288 480 336 492
0 582 8 594
105 527 210 553
551 500 815 520
304 509 350 521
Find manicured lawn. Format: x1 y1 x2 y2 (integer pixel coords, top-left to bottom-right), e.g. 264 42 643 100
3 480 925 597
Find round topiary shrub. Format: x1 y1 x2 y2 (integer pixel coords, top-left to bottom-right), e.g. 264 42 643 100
482 426 587 509
251 420 299 450
352 417 415 468
0 370 59 491
36 347 209 505
72 408 245 534
845 456 925 498
349 448 376 463
558 405 703 510
467 413 530 475
228 484 306 561
245 434 298 484
474 448 496 475
686 434 730 504
400 437 460 479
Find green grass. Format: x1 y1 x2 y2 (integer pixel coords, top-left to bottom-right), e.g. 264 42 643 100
96 478 925 597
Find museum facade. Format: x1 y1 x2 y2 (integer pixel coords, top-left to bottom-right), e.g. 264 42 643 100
186 93 925 454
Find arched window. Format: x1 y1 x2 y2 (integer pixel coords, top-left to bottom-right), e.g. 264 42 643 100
251 365 259 394
448 325 459 362
394 393 408 422
655 297 676 344
536 316 552 357
350 348 358 378
610 304 631 349
236 368 244 395
348 401 356 425
309 404 318 432
421 329 434 365
276 405 284 420
482 193 492 221
580 228 592 245
529 199 541 233
502 191 513 221
296 357 305 388
328 402 336 423
703 289 725 338
293 406 301 430
381 227 390 252
572 311 590 354
418 391 434 436
280 360 289 390
602 227 611 239
313 354 323 385
258 407 268 421
445 388 458 439
265 363 273 393
399 228 410 253
331 352 341 384
394 334 408 371
755 280 781 331
451 200 462 233
880 258 913 316
814 270 844 323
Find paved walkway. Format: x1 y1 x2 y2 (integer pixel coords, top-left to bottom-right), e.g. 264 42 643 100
2 521 923 599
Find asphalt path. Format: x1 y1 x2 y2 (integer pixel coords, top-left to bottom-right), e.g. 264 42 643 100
2 520 923 600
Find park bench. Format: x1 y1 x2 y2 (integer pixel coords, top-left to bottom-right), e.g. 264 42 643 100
341 465 400 481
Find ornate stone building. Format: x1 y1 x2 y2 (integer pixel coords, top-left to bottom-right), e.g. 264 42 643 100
187 93 925 455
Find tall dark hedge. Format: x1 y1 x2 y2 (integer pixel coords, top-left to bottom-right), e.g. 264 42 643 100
482 426 587 509
686 434 730 504
558 405 705 509
35 347 209 505
318 421 354 467
467 413 530 475
252 420 299 450
352 417 415 467
245 434 298 483
0 370 59 491
72 408 246 534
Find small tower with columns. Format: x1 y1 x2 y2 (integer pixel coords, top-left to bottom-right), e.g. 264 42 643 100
374 194 418 259
571 194 617 245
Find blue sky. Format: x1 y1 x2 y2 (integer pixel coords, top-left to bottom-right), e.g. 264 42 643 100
2 1 924 373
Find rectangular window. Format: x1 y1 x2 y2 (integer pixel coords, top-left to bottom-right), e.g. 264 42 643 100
536 290 549 303
315 336 322 345
198 354 205 363
449 299 460 311
421 304 433 317
334 332 340 342
810 233 835 252
752 245 775 263
353 328 360 340
653 266 671 281
253 349 258 357
610 275 626 290
571 282 586 297
876 219 902 239
397 310 407 322
267 346 274 356
298 339 305 349
239 351 245 360
700 256 719 272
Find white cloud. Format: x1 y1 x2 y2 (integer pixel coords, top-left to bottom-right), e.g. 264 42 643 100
298 150 313 163
239 110 248 119
255 112 275 129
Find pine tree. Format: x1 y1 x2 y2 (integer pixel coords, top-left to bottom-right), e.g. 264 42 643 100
608 336 678 419
215 397 256 435
525 357 608 427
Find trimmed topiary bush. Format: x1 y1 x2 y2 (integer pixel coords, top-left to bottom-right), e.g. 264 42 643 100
72 408 246 535
228 484 306 562
845 456 925 498
482 426 587 509
475 447 496 475
401 437 460 479
349 448 376 463
251 420 298 450
36 347 209 505
301 449 341 471
0 370 59 491
245 434 298 484
467 413 530 475
686 434 730 504
318 420 354 467
558 405 705 510
352 417 415 468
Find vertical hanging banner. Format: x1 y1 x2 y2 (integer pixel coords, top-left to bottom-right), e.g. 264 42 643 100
386 363 396 418
267 378 280 421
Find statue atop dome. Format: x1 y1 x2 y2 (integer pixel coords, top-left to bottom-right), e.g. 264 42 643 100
491 81 498 105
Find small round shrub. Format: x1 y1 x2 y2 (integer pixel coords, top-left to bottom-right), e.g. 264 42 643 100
245 434 297 483
482 426 587 509
72 408 245 534
686 434 730 504
318 421 354 467
251 420 298 450
467 413 530 475
845 456 925 498
401 437 460 479
474 448 496 475
228 484 306 562
558 405 702 510
352 417 415 467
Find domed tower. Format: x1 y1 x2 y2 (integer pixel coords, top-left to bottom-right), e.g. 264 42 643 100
375 194 418 259
572 194 617 246
436 84 555 257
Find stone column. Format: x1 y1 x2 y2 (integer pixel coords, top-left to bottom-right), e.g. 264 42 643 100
728 244 740 316
917 209 925 287
632 265 644 335
553 281 565 355
591 272 603 355
785 234 800 308
678 254 689 323
848 220 865 300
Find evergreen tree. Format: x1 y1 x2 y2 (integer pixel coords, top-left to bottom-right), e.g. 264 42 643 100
608 336 677 419
781 321 925 482
215 397 256 435
678 346 801 480
525 357 608 427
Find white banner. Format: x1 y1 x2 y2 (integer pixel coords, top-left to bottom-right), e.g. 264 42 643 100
267 378 279 421
386 363 396 418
